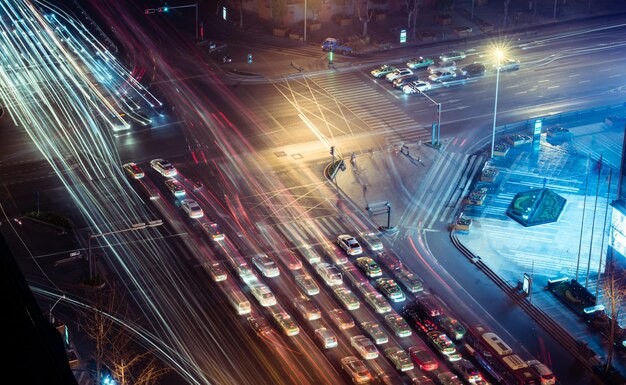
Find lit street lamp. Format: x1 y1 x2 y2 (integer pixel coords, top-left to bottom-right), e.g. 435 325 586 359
491 48 504 159
88 220 163 281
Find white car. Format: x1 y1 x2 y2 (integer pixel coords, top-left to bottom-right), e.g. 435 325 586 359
384 346 414 372
403 81 432 95
206 262 227 282
440 51 466 62
385 68 413 82
359 231 383 251
150 158 177 177
316 263 343 286
165 179 186 198
180 199 203 219
364 292 391 314
334 286 360 310
360 321 389 345
295 274 320 295
315 327 338 349
341 356 374 384
496 58 521 72
350 335 379 360
337 234 363 256
252 254 280 278
427 60 456 74
384 313 412 338
293 297 321 320
250 283 277 307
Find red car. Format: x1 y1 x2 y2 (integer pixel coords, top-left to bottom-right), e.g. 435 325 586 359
408 346 439 372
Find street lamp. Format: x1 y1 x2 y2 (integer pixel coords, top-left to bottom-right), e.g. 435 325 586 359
416 90 442 146
88 220 163 281
49 294 66 323
491 48 504 159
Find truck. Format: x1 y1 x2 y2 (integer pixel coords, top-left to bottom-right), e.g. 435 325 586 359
321 38 353 55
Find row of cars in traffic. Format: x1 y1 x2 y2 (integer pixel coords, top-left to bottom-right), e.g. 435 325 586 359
370 50 520 95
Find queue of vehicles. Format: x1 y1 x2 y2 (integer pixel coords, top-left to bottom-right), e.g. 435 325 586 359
123 158 554 385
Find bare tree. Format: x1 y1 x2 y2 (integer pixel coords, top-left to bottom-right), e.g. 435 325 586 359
354 0 374 37
405 0 419 40
602 260 626 372
80 286 170 385
502 0 512 29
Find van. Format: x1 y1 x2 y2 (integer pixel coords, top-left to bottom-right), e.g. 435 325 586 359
315 263 343 286
228 289 251 315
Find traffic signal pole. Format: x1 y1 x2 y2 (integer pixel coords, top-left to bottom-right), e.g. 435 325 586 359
145 3 199 41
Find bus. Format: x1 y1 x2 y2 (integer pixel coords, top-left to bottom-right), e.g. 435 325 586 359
464 325 539 385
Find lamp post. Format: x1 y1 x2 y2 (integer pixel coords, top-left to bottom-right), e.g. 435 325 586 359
49 294 66 323
304 0 307 42
145 3 199 41
88 220 163 281
491 48 504 159
417 90 442 146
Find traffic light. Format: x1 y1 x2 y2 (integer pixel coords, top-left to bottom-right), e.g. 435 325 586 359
247 54 252 64
158 6 169 12
330 146 335 156
329 50 333 64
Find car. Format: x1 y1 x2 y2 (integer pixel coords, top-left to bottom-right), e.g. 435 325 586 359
392 74 420 89
376 278 406 302
384 346 414 372
408 346 439 372
278 250 302 270
371 64 398 78
165 179 185 197
429 70 457 83
356 257 382 278
427 330 459 358
396 270 424 293
378 252 402 270
272 310 300 336
527 360 556 385
202 222 225 241
411 375 436 385
360 321 389 345
180 199 204 219
364 292 391 314
403 306 437 333
496 58 520 71
150 158 177 177
415 294 444 317
315 262 343 286
438 316 466 340
293 296 321 320
384 313 412 337
427 60 456 74
250 283 277 307
385 68 413 82
359 231 383 251
334 286 360 310
403 80 432 95
299 245 321 264
437 371 464 385
248 316 272 336
407 57 434 69
440 51 466 61
295 274 320 295
329 308 355 329
341 356 374 384
314 327 338 349
206 262 227 282
252 254 280 278
452 358 481 383
233 260 255 281
351 335 379 360
122 162 144 179
461 62 486 77
337 234 363 255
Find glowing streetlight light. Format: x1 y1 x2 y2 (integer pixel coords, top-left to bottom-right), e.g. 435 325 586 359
491 48 505 159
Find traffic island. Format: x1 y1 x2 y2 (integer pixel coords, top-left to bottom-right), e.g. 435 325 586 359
464 187 488 206
492 142 510 157
479 167 499 183
453 217 472 232
506 188 566 227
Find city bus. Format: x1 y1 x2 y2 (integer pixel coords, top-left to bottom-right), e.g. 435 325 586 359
464 325 539 385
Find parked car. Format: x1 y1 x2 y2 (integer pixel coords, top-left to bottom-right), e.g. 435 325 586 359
407 57 434 69
371 64 398 78
385 68 413 82
440 51 466 61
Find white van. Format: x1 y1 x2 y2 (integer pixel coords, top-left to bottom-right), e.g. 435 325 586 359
228 289 251 315
315 263 343 286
